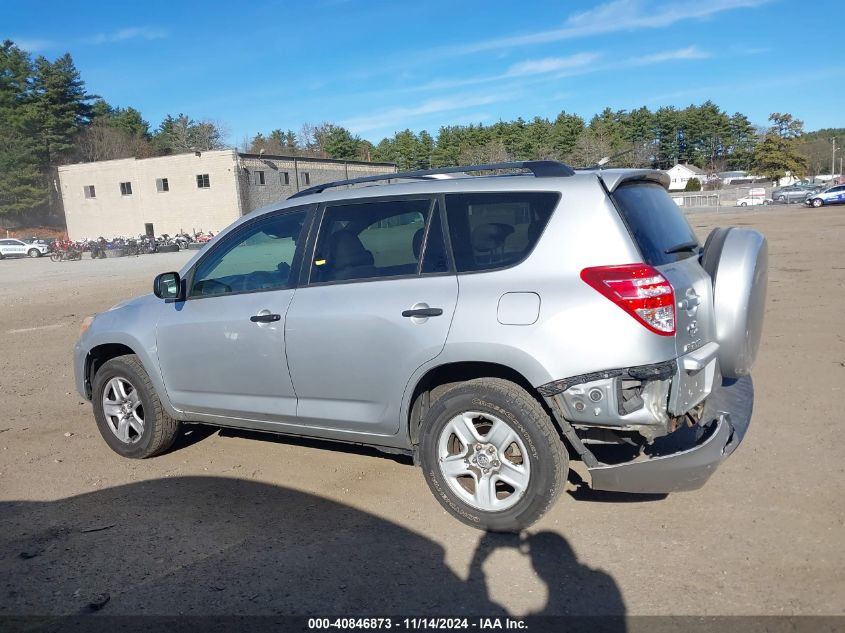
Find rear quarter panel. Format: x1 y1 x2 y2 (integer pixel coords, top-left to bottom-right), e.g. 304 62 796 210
434 174 677 388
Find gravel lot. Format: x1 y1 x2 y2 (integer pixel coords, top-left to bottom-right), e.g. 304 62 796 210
0 206 843 618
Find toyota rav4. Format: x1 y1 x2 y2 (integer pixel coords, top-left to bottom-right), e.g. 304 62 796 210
74 161 767 531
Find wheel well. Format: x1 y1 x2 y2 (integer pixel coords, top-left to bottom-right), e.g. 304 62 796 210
84 343 136 398
407 361 546 446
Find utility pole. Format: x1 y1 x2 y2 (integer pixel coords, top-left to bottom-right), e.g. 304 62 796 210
832 138 838 178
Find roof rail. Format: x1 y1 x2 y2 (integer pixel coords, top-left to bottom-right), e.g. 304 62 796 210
288 160 576 199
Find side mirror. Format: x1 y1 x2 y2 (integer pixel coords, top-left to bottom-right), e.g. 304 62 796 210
153 272 182 300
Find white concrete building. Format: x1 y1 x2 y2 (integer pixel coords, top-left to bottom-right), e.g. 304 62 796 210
664 163 707 190
58 150 395 240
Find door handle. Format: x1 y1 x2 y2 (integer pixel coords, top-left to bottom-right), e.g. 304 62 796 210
250 313 281 323
401 307 443 318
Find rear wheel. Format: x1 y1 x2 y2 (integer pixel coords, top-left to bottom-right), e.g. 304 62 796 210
50 252 61 262
92 354 179 458
419 378 567 532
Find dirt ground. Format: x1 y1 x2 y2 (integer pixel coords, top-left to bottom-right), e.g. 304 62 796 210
0 206 843 618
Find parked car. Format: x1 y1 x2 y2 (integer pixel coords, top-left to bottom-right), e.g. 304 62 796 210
0 238 50 259
772 185 815 203
736 196 771 207
73 161 767 532
805 184 845 208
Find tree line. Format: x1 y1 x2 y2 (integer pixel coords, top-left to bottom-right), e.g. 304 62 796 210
1 39 840 220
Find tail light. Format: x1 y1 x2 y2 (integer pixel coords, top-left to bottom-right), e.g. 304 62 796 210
580 264 675 336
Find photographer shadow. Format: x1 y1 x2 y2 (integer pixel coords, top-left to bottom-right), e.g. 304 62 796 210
0 476 625 629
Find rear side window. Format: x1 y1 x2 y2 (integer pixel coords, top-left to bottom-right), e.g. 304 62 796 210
311 198 433 283
612 183 699 266
445 192 559 272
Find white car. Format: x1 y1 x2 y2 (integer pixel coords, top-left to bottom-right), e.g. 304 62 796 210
736 196 771 207
0 238 50 259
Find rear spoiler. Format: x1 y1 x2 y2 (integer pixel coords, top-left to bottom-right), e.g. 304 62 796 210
598 169 671 192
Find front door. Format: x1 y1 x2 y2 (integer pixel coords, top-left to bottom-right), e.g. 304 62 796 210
155 207 310 421
285 197 457 436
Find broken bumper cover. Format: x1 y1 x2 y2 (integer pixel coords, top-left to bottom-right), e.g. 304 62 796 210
587 375 753 494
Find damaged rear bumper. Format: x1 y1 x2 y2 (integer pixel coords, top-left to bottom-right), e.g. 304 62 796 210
586 375 753 494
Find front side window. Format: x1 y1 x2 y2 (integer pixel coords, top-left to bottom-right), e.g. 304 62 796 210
120 181 132 195
445 192 559 273
84 185 96 198
190 209 308 297
311 198 433 283
196 174 210 189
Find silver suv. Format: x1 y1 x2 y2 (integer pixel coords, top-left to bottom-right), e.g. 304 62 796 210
74 161 767 531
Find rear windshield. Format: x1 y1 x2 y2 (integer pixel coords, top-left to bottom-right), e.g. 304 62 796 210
612 183 699 266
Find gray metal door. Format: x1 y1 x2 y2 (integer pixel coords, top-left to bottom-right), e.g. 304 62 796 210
155 208 308 421
284 196 456 436
285 275 457 435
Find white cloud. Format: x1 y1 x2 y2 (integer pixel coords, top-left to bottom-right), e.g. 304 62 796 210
438 0 768 56
406 52 600 94
505 53 602 77
628 46 710 65
340 92 516 133
9 38 54 52
85 27 167 45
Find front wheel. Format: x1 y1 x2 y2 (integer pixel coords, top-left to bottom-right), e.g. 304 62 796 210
812 198 824 208
92 354 179 458
419 378 567 532
28 249 40 258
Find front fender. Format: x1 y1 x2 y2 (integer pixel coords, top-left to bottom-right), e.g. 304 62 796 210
74 300 184 421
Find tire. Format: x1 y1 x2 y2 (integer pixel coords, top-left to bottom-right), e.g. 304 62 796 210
50 252 61 262
812 198 823 208
419 378 567 532
28 249 40 258
92 354 179 458
776 196 785 203
739 202 747 207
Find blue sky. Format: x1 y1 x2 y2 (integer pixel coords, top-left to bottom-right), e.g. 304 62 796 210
5 0 843 144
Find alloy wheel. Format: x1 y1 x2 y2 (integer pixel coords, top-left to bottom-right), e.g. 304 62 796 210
437 411 531 512
101 377 145 444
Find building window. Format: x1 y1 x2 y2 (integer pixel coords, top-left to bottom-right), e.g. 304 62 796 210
196 174 211 189
281 172 290 185
254 170 265 186
156 177 169 192
83 185 96 198
120 182 132 195
301 172 310 186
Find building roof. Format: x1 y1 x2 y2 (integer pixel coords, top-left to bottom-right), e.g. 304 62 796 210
238 152 395 168
668 163 706 175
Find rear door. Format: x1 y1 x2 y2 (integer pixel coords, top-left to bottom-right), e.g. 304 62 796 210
284 196 457 436
611 182 717 412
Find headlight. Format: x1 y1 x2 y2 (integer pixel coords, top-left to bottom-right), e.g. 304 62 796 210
79 314 96 337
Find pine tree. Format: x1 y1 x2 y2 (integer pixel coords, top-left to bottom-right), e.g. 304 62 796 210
0 41 48 215
31 53 94 166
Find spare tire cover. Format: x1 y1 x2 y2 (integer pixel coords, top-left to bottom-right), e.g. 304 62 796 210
701 227 768 378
